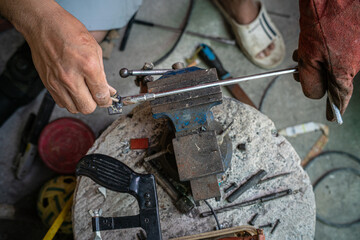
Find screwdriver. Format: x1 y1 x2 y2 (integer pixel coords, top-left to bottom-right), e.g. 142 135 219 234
197 43 257 108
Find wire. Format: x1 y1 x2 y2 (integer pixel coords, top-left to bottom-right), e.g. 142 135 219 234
303 150 360 170
153 0 194 66
203 200 221 230
304 151 360 228
258 76 279 111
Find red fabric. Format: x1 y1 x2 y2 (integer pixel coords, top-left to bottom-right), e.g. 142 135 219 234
296 0 360 120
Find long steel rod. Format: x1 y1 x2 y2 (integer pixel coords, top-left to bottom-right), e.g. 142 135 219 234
121 67 297 105
119 67 343 124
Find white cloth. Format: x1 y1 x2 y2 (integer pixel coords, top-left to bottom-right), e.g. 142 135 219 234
56 0 142 31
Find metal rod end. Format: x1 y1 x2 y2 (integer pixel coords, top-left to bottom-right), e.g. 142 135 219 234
120 68 130 78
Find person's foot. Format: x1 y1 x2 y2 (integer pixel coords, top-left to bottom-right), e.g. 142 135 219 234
220 0 275 59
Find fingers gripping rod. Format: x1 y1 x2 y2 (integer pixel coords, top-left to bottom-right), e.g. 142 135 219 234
118 67 342 124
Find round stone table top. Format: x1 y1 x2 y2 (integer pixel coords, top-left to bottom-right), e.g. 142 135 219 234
73 97 315 240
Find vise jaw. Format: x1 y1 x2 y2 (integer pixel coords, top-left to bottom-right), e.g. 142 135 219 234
147 67 230 202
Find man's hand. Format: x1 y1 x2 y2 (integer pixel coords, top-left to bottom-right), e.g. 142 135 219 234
293 0 360 121
0 0 116 114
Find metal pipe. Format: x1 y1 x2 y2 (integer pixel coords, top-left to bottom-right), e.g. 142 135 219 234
118 67 343 125
121 67 297 105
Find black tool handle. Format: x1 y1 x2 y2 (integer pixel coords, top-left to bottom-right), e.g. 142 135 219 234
198 43 231 80
76 154 162 240
29 91 55 144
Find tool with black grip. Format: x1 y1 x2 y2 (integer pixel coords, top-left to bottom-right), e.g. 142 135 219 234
76 154 162 240
15 91 55 179
197 43 256 108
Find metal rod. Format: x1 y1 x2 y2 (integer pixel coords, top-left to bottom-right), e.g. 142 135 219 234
118 66 343 125
120 68 172 78
226 169 267 203
121 67 297 105
200 189 292 217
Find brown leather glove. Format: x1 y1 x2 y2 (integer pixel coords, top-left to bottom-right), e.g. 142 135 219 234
293 0 360 121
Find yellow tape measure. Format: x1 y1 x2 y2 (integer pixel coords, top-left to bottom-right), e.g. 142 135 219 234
43 194 74 240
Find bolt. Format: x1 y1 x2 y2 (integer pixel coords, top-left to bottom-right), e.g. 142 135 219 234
259 223 273 228
145 201 151 207
144 193 150 199
247 213 259 226
144 218 149 223
271 219 281 234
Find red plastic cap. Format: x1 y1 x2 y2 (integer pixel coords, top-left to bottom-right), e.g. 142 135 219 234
38 117 95 174
130 138 149 149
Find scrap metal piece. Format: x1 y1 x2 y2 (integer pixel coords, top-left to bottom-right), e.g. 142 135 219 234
248 213 259 226
258 172 292 184
226 170 267 203
271 219 281 234
200 189 293 217
224 182 237 193
259 223 273 229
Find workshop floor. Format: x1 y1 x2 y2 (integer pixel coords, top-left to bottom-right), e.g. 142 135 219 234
0 0 359 239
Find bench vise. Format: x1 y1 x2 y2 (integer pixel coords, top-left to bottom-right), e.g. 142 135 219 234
114 63 233 202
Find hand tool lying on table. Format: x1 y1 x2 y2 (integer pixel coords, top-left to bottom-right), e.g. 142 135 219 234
197 43 256 108
116 65 343 124
76 154 162 240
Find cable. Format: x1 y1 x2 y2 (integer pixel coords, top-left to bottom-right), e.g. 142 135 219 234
303 150 360 170
203 200 221 230
304 151 360 228
258 76 279 111
153 0 194 66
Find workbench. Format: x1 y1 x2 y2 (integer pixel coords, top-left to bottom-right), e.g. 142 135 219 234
72 97 315 239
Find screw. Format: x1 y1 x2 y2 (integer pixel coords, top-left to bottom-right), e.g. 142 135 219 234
271 219 281 234
259 223 273 228
145 201 151 207
144 218 149 223
144 193 150 199
247 213 259 226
